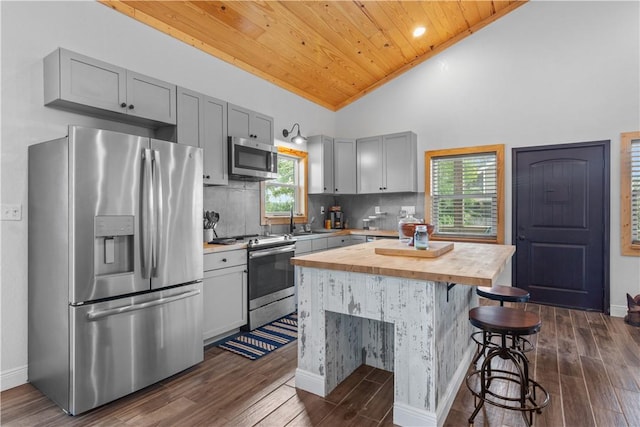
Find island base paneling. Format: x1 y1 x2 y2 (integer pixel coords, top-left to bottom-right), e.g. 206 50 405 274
295 266 478 426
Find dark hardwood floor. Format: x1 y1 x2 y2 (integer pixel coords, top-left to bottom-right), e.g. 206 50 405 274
2 302 639 426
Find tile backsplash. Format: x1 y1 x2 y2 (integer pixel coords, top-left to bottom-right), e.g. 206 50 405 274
204 180 262 238
204 182 424 237
325 192 426 231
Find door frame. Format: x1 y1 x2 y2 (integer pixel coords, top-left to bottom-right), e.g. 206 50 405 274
512 140 610 313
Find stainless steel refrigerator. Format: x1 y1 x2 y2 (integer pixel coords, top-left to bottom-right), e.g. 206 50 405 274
28 126 204 415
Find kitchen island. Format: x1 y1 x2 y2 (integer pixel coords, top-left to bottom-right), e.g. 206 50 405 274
291 239 515 427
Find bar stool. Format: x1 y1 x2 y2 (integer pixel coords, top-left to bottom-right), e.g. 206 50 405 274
466 306 549 427
476 285 530 306
472 285 531 366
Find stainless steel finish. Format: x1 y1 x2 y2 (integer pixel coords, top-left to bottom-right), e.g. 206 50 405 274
151 139 203 289
248 294 296 330
86 289 200 320
70 283 202 415
249 286 295 311
246 237 296 330
246 234 295 249
229 136 278 180
70 126 148 302
142 149 153 279
28 126 204 415
248 244 295 259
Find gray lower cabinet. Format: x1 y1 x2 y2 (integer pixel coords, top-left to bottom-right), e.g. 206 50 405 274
172 87 228 185
202 250 247 343
327 235 351 248
44 48 176 126
356 131 417 193
227 103 274 144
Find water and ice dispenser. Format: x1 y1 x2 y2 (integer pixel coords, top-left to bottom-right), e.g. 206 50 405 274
94 215 134 276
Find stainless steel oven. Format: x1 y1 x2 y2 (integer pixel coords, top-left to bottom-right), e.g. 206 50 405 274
246 236 296 330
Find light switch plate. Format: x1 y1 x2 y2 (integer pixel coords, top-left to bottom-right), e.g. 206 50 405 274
1 204 22 221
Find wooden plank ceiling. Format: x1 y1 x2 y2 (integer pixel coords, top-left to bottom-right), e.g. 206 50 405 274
100 1 527 111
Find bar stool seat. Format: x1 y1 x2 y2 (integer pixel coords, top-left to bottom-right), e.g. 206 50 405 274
466 306 549 427
476 285 530 306
472 285 532 366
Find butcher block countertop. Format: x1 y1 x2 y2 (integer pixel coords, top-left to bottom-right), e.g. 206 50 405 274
203 242 247 254
291 239 515 286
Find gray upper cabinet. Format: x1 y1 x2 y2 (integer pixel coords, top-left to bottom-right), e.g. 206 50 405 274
307 135 334 194
356 135 383 194
227 103 274 144
333 138 357 194
44 48 176 126
357 131 417 193
173 87 228 186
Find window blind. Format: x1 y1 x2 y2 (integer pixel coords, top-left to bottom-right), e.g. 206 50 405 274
631 139 640 244
431 152 497 239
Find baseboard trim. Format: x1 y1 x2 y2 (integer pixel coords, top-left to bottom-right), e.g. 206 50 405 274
1 364 28 392
394 401 437 426
610 304 627 318
295 368 325 397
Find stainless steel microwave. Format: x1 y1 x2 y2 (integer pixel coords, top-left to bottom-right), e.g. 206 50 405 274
228 136 278 180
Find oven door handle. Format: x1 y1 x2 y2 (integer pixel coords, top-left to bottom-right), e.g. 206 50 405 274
249 245 296 259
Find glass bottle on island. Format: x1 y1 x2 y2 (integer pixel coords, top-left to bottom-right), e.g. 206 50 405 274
398 210 421 243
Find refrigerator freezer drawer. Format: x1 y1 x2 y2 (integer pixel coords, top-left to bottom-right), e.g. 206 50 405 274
68 283 203 415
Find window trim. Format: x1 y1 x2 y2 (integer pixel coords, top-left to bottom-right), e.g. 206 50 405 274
424 144 505 244
260 146 308 226
621 131 640 256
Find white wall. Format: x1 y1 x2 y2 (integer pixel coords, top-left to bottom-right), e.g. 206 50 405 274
1 0 639 392
0 0 333 391
336 0 640 317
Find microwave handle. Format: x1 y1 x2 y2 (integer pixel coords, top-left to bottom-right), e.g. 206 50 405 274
271 151 277 172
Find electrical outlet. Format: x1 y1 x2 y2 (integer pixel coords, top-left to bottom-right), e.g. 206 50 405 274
401 205 415 215
320 206 325 214
1 204 22 221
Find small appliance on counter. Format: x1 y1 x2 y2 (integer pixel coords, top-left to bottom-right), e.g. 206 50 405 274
328 205 345 229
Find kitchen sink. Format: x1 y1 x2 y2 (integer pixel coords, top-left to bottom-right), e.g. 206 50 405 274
293 229 336 235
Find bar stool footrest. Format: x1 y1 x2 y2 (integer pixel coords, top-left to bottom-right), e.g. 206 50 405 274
466 369 550 422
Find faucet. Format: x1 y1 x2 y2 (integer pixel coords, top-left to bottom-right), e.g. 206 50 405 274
289 207 295 234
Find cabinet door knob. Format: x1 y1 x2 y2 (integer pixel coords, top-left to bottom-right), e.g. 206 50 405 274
335 188 338 192
379 187 383 190
222 258 227 262
204 175 210 179
128 104 134 110
120 102 127 108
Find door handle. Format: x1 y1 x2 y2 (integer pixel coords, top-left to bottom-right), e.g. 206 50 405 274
141 149 153 279
152 150 163 277
86 289 201 321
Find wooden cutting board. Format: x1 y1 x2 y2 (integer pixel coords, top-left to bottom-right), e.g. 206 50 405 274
374 240 454 258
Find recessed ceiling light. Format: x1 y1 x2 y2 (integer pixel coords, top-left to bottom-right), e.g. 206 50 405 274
413 26 426 38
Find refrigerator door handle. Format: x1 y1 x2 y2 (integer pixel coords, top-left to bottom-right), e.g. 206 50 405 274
86 289 201 321
141 149 153 279
151 150 163 277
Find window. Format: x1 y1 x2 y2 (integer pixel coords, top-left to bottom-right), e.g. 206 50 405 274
261 146 308 225
425 144 504 244
621 131 640 256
